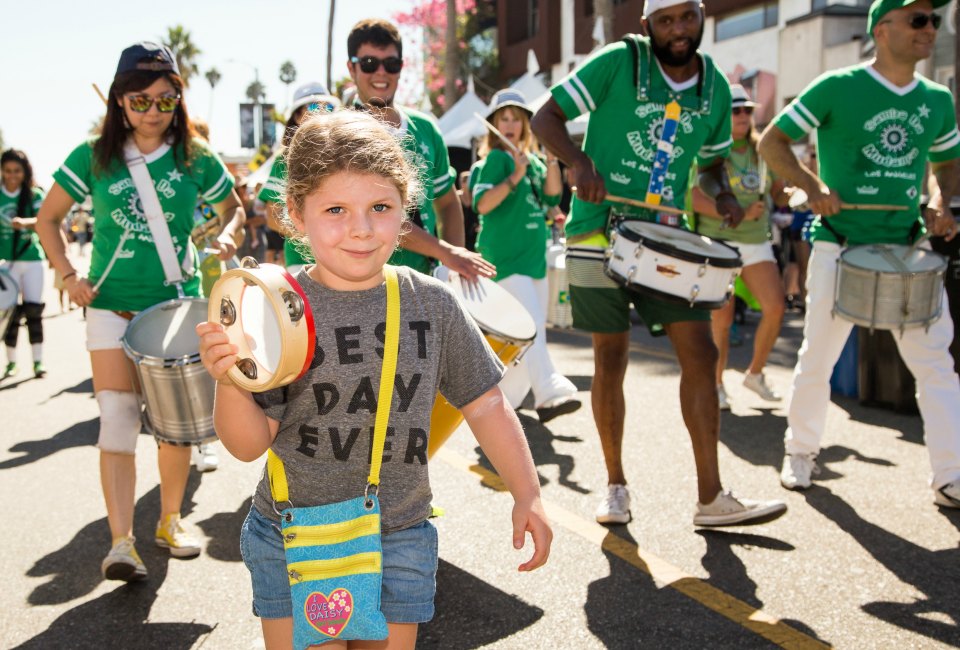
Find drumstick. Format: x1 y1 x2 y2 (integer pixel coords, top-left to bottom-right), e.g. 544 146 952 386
474 113 521 156
787 188 908 212
570 186 686 216
92 83 108 105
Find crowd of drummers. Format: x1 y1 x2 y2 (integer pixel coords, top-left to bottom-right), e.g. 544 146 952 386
4 0 960 647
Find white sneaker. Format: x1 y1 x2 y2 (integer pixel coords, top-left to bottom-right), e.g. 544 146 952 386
694 490 787 527
718 385 731 411
934 481 960 508
101 536 147 582
743 372 782 401
192 443 219 472
595 484 631 524
780 453 820 490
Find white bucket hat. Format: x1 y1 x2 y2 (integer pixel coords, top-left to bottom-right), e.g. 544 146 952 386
485 89 532 122
730 84 759 108
291 82 341 113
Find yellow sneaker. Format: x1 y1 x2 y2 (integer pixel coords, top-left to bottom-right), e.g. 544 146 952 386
101 536 147 581
155 514 201 558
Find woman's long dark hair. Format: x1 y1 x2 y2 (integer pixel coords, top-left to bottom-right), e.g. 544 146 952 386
1 149 36 217
93 69 195 175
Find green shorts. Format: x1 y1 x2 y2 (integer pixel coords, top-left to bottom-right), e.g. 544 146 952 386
566 240 711 336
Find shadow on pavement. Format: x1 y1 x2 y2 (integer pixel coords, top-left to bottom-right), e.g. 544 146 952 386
419 559 543 649
719 407 787 470
805 487 960 647
0 417 98 470
42 377 94 401
194 496 251 563
832 395 925 447
515 413 590 494
695 530 794 609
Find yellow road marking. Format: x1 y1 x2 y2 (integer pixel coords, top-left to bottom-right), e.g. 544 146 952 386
436 447 831 650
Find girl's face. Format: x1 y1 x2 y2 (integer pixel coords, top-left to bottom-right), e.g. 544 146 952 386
494 108 526 145
119 76 178 139
290 171 404 291
1 161 24 192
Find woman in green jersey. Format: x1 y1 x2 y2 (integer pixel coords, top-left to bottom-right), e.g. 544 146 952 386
35 42 245 582
694 85 788 411
470 90 580 423
0 149 47 379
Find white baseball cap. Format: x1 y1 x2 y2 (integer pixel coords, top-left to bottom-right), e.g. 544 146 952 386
643 0 699 17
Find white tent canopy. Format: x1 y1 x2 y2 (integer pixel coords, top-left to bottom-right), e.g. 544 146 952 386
438 76 487 137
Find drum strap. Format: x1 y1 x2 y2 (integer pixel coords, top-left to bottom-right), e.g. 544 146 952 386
267 265 401 503
123 142 193 286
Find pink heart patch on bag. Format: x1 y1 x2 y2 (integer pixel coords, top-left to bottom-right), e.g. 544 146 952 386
304 589 354 637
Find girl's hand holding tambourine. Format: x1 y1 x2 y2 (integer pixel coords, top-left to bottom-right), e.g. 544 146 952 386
196 321 239 385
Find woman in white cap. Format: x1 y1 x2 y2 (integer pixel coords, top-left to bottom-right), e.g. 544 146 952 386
35 41 245 581
260 82 341 274
694 84 788 410
470 89 581 423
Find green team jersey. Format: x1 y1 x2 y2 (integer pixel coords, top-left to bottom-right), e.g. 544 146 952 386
696 144 774 244
549 36 732 237
773 64 960 246
0 186 45 261
257 153 311 267
54 138 234 311
471 149 560 280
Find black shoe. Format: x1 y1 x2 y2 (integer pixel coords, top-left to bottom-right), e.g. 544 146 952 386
536 397 582 424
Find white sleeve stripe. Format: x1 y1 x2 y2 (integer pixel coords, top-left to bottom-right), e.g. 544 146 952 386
934 128 959 145
58 165 89 194
561 79 589 115
784 107 816 134
203 172 229 201
700 138 732 153
930 132 960 153
794 101 820 128
571 75 597 112
473 183 494 193
433 172 452 186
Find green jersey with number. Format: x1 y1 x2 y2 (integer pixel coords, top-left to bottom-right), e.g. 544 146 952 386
549 36 732 237
0 186 45 261
696 145 774 244
471 149 559 279
773 64 960 246
54 138 234 311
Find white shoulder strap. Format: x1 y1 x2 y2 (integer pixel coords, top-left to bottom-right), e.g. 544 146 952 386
123 141 192 285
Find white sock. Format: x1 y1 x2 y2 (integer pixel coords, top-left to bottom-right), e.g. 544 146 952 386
5 346 15 365
32 344 42 363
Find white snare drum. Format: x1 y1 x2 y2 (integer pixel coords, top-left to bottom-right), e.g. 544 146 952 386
207 257 315 392
834 244 947 332
122 298 215 446
428 266 537 456
0 269 19 336
605 220 742 309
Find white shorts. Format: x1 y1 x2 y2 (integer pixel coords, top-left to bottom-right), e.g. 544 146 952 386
86 308 137 351
727 241 776 268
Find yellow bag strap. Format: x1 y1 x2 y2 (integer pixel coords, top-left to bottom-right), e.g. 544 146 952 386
267 266 401 504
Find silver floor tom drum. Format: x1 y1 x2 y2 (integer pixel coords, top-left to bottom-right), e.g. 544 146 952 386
834 244 947 332
121 298 216 445
605 220 742 309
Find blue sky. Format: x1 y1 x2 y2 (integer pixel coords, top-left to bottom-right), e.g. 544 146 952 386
1 0 420 187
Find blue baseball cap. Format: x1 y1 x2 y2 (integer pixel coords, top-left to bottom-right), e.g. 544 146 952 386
116 41 179 77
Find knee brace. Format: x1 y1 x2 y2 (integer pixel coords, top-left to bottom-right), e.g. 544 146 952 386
3 304 22 348
96 390 143 455
23 302 44 344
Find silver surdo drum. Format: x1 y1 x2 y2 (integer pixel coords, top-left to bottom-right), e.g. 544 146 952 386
834 244 947 333
121 298 216 445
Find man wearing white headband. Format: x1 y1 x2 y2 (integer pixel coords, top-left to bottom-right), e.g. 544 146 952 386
760 0 960 508
533 1 787 527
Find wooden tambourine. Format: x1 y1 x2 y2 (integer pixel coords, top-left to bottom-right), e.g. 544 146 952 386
207 257 315 392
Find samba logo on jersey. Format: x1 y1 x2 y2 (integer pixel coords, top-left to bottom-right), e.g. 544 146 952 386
107 176 178 236
861 107 923 169
625 103 694 163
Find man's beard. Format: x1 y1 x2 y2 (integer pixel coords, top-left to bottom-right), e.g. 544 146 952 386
649 21 705 67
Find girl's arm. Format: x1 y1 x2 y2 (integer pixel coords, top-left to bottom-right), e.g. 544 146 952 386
36 183 96 306
543 152 562 198
460 385 552 572
211 190 246 261
197 321 278 461
475 151 529 215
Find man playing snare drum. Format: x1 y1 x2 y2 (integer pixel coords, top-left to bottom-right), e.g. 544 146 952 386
533 0 787 526
759 0 960 506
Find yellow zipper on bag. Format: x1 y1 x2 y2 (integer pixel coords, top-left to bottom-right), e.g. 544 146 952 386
282 514 381 549
287 551 382 585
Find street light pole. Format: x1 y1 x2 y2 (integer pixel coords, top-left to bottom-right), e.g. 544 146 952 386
227 58 262 150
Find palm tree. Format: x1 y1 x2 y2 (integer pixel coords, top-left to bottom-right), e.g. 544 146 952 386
279 61 297 110
443 0 459 114
163 25 202 87
326 1 336 90
246 80 267 104
205 68 221 121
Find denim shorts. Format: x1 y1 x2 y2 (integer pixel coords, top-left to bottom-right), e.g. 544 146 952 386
240 505 438 623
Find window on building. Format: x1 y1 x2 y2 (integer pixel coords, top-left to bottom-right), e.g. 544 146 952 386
812 0 872 10
528 0 540 39
507 0 540 44
715 2 779 41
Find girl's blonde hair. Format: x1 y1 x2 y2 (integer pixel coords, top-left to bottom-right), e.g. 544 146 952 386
282 110 421 240
478 106 536 158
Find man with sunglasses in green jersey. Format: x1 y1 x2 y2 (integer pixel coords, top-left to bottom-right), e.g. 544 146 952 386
760 0 960 508
344 18 494 281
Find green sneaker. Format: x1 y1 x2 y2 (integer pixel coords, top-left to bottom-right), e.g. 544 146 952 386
2 362 17 379
33 361 46 378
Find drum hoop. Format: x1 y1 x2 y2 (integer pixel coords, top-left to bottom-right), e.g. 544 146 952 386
277 266 316 380
121 297 207 364
616 221 742 269
603 266 731 310
482 327 536 346
840 244 948 274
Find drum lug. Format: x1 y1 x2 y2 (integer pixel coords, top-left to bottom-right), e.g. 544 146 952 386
241 256 260 269
697 263 707 278
219 297 237 326
282 290 305 322
689 284 700 307
236 357 258 380
628 265 638 281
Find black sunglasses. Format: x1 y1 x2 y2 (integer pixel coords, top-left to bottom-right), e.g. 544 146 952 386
350 55 403 74
732 106 754 116
907 12 941 29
